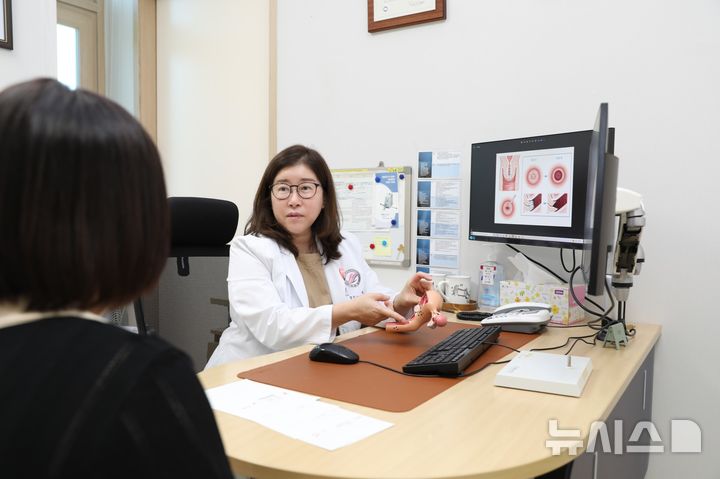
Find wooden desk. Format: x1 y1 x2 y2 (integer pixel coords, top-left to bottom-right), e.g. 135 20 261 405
198 321 661 479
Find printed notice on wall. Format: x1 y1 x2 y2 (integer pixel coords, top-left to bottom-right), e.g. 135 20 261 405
373 171 400 229
415 150 461 274
334 171 375 231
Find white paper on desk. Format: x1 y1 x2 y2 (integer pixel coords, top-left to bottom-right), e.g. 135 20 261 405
205 379 393 451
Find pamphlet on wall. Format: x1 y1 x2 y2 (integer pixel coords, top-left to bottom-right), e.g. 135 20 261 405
415 150 461 272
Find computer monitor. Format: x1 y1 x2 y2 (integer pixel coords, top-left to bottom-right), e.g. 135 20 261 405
581 103 618 296
469 130 592 249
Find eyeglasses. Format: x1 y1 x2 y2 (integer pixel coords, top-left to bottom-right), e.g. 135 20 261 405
270 182 321 200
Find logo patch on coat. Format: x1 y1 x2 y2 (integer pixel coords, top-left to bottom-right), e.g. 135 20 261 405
343 268 361 287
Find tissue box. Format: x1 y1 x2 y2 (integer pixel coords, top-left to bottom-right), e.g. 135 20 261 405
500 280 586 325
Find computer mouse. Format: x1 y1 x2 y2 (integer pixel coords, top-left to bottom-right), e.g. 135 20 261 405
309 342 359 364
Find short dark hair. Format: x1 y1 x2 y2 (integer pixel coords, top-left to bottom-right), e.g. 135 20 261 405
0 78 169 311
245 144 343 262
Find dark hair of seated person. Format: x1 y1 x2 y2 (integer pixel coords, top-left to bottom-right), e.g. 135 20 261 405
245 144 344 263
0 79 168 311
0 79 232 479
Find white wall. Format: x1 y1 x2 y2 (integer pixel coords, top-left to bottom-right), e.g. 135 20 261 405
156 0 271 369
157 0 270 228
276 0 719 477
104 0 138 115
0 0 56 89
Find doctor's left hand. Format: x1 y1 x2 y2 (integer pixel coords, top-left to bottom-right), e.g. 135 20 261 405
392 272 432 316
332 292 408 328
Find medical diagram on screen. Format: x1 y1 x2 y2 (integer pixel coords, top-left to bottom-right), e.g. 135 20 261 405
494 146 574 228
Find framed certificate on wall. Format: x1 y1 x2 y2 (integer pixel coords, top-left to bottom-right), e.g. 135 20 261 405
1 0 13 50
368 0 446 33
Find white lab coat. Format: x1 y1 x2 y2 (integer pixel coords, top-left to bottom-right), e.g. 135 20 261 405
205 231 395 368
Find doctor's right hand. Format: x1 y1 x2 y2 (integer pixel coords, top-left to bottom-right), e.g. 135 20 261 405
332 293 408 328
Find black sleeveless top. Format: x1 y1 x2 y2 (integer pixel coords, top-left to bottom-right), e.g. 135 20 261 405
0 317 232 479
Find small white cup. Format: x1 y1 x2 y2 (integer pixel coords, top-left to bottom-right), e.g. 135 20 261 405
429 273 447 295
438 275 472 304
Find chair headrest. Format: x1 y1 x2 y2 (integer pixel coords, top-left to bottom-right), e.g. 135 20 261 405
169 197 239 257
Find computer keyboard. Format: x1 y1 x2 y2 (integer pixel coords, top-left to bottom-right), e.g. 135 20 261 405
402 325 502 377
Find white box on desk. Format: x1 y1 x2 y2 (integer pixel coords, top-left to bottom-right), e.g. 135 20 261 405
500 280 586 325
494 351 593 397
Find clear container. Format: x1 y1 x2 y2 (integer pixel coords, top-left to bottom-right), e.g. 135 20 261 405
478 261 504 307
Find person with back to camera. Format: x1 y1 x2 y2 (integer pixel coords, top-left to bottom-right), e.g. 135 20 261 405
0 79 232 479
206 145 436 367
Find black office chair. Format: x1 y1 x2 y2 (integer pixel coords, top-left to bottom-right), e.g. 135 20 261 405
134 197 239 335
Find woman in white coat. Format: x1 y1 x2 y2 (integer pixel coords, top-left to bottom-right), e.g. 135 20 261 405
206 145 429 367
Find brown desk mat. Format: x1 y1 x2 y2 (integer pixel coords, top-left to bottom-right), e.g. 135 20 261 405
238 323 538 412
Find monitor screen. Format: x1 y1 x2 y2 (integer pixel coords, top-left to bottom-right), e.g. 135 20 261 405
469 130 592 249
581 103 619 296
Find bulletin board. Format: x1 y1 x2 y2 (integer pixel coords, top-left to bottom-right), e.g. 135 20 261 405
332 166 412 267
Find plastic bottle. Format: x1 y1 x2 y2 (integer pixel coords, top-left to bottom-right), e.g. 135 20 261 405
478 248 504 307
